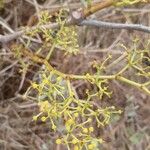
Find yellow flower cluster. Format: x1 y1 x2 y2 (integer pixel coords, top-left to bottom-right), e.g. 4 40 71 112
30 62 122 149
38 101 50 112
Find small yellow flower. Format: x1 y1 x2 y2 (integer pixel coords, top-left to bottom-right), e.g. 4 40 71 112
31 82 38 89
66 125 71 132
88 143 96 149
43 79 49 84
33 115 38 121
89 127 94 132
74 112 79 118
74 145 79 150
56 138 62 144
66 118 74 125
82 128 88 134
52 124 57 130
65 118 74 131
41 116 47 122
72 138 78 144
38 101 49 112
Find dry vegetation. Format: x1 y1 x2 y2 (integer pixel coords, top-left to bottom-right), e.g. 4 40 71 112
0 0 150 150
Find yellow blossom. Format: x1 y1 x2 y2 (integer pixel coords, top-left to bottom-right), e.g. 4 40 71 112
66 118 74 125
38 101 50 112
74 145 79 150
88 143 96 149
89 127 94 132
82 128 88 133
56 138 62 144
72 138 78 144
33 115 38 121
52 124 57 130
41 116 47 122
74 112 79 118
31 82 38 89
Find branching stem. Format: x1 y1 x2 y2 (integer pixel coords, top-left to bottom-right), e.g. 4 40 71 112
12 45 150 95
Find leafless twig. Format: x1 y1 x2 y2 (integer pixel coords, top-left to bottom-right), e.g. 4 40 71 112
0 23 59 43
80 19 150 33
1 18 150 44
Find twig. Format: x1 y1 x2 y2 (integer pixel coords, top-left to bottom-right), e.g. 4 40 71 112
33 0 40 20
0 23 59 43
80 19 150 33
0 31 24 43
0 17 14 33
83 0 113 17
0 60 18 75
1 18 150 44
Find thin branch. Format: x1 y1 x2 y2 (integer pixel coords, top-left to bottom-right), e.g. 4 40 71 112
0 17 14 33
0 23 59 43
12 44 150 95
0 60 18 75
1 19 150 44
80 19 150 33
0 31 23 43
82 0 150 17
83 0 113 17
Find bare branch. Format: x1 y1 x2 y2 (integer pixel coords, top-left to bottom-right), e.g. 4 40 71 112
0 31 23 43
80 19 150 33
0 23 59 43
83 0 113 17
1 19 150 44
